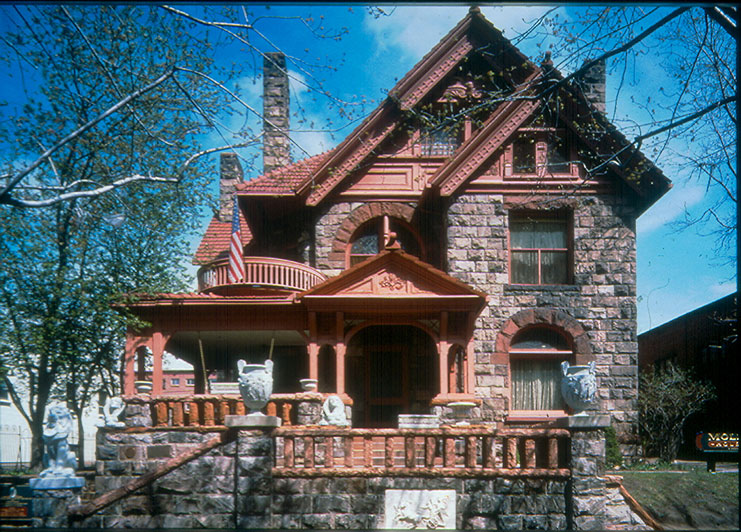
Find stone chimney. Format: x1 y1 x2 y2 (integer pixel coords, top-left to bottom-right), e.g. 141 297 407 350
263 52 291 174
219 153 243 222
579 58 606 113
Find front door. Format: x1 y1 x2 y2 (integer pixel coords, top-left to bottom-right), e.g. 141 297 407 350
347 325 436 427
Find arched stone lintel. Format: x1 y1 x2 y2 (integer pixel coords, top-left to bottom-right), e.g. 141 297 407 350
495 308 593 364
328 202 416 269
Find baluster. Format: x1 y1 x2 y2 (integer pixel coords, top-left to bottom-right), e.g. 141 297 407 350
154 401 168 427
219 400 230 423
282 403 292 426
425 436 437 468
344 436 354 468
504 437 517 468
483 436 495 468
284 437 295 468
363 436 373 467
172 401 184 427
404 436 415 468
385 436 395 468
235 401 245 416
266 401 277 417
325 436 335 468
202 399 215 426
524 438 536 468
444 437 456 468
304 436 314 468
465 436 478 468
548 437 559 469
188 400 200 426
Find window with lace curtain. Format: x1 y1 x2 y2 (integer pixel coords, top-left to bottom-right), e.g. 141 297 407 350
510 327 571 415
510 212 570 285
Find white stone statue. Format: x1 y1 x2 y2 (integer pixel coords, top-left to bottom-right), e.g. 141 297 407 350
561 360 598 414
100 396 125 428
319 395 349 426
238 359 274 414
39 404 78 478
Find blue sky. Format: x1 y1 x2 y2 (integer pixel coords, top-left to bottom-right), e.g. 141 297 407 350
1 4 735 334
201 4 735 333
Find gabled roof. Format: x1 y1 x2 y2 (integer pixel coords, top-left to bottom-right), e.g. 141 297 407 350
235 6 669 213
193 208 250 265
299 248 487 314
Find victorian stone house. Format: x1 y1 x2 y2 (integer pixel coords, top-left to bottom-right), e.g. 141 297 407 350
121 7 669 453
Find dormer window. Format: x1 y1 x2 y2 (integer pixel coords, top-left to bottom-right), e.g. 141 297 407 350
419 127 459 157
507 129 575 177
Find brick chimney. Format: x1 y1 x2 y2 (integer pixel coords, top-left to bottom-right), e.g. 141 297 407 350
263 52 291 174
219 153 243 222
579 59 606 113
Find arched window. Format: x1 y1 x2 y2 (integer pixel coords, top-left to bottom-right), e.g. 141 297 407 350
510 327 572 415
347 216 422 267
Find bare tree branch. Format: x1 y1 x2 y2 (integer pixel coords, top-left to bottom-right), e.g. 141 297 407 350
0 68 176 202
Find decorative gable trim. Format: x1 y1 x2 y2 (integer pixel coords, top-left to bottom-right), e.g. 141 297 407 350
432 96 541 197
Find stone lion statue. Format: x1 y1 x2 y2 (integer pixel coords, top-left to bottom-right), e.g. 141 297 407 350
319 395 349 426
40 404 78 478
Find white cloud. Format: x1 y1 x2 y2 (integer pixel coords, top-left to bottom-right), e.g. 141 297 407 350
637 179 707 235
363 5 554 62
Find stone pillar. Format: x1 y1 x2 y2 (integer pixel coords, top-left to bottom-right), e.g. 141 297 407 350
263 52 291 174
219 153 244 222
235 428 277 528
562 416 609 530
31 488 83 528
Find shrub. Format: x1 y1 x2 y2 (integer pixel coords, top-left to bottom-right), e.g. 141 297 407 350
604 425 622 468
638 362 716 463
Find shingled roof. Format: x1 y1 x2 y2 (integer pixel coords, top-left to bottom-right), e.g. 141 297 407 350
193 208 250 265
235 150 333 196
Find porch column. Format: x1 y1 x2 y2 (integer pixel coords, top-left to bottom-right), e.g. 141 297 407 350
307 342 320 382
466 339 476 396
437 340 450 397
335 343 346 395
151 331 165 395
123 332 137 395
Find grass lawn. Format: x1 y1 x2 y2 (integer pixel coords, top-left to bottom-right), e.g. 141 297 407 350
621 470 738 530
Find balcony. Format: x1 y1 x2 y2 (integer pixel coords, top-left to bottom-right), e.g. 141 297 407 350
198 256 327 295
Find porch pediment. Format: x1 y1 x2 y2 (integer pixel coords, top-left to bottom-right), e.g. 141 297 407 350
299 249 487 313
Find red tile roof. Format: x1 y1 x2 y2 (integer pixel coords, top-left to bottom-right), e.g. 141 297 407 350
236 150 332 195
193 209 250 265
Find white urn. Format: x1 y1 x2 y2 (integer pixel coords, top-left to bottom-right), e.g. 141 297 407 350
238 359 274 414
560 361 597 415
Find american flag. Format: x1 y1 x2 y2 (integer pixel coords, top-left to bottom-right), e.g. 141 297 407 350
228 196 245 283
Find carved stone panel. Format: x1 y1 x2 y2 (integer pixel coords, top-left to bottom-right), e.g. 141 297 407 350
384 489 456 529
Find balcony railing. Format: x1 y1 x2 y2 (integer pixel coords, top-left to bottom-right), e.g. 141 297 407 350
197 256 326 293
273 426 570 478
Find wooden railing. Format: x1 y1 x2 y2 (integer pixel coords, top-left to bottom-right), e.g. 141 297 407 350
197 256 327 293
147 395 299 427
273 426 570 478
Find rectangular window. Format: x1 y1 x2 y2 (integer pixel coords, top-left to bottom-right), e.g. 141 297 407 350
419 128 459 157
511 358 566 410
170 378 180 386
510 213 569 285
512 138 536 174
186 378 195 386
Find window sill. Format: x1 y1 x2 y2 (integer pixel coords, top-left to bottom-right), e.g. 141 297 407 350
506 410 568 424
504 284 579 293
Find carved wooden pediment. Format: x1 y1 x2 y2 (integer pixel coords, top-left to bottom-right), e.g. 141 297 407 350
438 78 483 103
343 268 437 296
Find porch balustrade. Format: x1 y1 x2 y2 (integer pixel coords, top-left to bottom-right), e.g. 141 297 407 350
273 426 570 478
197 256 326 293
147 395 298 427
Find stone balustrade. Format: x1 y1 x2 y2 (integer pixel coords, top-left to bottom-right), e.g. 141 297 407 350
273 426 570 478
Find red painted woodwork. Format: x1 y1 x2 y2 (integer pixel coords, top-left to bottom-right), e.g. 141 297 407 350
198 256 326 294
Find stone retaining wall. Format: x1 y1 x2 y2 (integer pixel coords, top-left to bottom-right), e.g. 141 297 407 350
30 423 624 529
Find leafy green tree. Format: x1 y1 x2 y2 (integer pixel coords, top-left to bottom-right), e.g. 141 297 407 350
638 362 716 463
0 5 224 467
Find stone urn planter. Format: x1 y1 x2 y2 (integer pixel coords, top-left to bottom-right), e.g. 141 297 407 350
561 361 597 415
134 380 153 395
238 359 274 414
299 378 318 392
